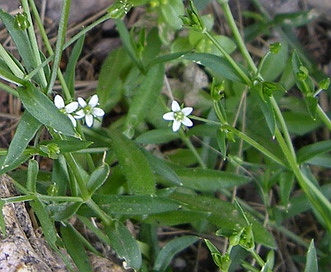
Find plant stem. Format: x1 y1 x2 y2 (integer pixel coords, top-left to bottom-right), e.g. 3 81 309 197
22 0 47 88
317 104 331 131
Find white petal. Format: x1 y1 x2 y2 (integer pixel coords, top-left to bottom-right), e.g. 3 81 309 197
74 109 85 119
171 101 181 112
68 115 77 127
54 95 64 109
163 112 175 120
172 120 181 132
182 107 193 116
92 107 105 117
89 94 99 107
65 101 78 113
77 97 87 107
182 117 193 127
85 114 94 127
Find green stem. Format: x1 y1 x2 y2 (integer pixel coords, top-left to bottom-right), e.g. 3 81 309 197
22 0 47 88
204 31 252 86
47 0 72 96
316 104 331 131
219 2 257 74
180 130 207 168
86 199 112 225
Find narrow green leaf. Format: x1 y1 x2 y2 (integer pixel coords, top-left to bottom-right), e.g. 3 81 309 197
171 192 276 249
0 10 35 73
0 199 6 236
87 163 110 195
27 159 39 192
116 19 142 70
153 236 199 271
92 194 183 215
182 53 249 83
174 167 251 192
18 82 77 137
297 140 331 163
38 139 93 154
304 240 318 272
97 48 131 112
108 129 155 194
1 111 41 172
50 202 82 221
64 35 85 96
124 64 164 136
135 128 180 144
105 220 142 270
61 224 92 272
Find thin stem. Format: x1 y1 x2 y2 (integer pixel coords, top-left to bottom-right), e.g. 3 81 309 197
219 2 257 74
22 0 47 88
86 199 112 226
180 130 207 168
317 104 331 131
47 0 71 96
204 31 252 86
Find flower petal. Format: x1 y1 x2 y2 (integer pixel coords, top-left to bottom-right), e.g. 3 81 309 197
74 109 85 119
77 97 87 107
163 112 175 120
171 101 181 112
85 114 94 127
182 107 193 116
89 94 99 107
68 114 77 127
182 117 193 127
92 107 105 117
54 95 64 109
65 101 78 113
172 120 181 132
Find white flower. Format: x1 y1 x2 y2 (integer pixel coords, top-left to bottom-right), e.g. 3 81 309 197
163 100 193 132
54 95 78 127
75 94 105 127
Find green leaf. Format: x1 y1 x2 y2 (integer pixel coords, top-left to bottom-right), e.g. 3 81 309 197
50 202 82 221
97 47 131 112
141 149 182 186
205 239 231 270
153 235 199 271
105 220 142 270
260 41 288 81
171 192 276 249
92 194 183 215
38 139 93 154
174 167 251 192
26 159 39 192
64 35 85 96
182 52 249 83
61 224 92 272
297 140 331 163
135 128 180 144
87 163 110 195
160 0 185 30
1 111 41 173
283 111 322 136
108 129 155 194
0 10 34 73
18 82 77 137
124 64 164 136
304 240 318 272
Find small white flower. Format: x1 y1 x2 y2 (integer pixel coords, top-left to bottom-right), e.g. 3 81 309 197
54 95 78 127
163 100 193 132
75 94 105 127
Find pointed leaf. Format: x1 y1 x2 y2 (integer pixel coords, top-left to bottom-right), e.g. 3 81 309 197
182 53 249 83
61 224 92 272
153 236 199 271
1 111 41 173
304 240 318 272
105 221 142 270
18 82 76 137
298 140 331 163
124 64 164 136
108 129 155 194
87 163 110 194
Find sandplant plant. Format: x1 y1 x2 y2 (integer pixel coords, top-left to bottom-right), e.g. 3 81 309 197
0 0 330 271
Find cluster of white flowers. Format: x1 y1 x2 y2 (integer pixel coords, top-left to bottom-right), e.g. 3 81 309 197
54 94 105 128
163 100 193 132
